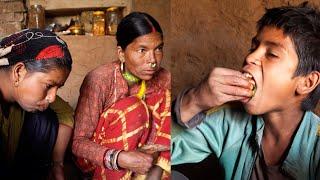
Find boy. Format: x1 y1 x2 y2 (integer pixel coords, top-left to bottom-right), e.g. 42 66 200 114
171 4 320 180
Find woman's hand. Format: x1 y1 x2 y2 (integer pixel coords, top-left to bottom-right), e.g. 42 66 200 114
50 163 64 180
117 150 153 175
146 165 163 180
180 67 254 122
50 124 72 180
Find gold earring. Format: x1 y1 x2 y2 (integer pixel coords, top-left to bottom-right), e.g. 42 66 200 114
119 57 125 72
14 81 19 87
120 61 124 72
119 56 125 62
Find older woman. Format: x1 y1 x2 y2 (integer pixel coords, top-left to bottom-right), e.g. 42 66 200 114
0 29 73 179
73 12 170 179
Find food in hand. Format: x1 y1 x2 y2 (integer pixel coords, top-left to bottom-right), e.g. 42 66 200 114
243 72 256 97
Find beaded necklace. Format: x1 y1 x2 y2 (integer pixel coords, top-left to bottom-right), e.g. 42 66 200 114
122 71 140 85
122 70 146 100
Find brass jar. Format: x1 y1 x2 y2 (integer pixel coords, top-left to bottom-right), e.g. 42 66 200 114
92 11 105 36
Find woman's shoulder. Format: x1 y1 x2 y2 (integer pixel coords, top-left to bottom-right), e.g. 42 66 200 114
82 61 119 87
50 96 74 128
86 61 119 79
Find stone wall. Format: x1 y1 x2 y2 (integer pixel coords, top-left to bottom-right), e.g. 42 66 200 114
170 0 320 113
0 0 26 37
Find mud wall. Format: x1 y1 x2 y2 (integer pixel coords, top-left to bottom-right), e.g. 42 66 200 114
170 0 320 113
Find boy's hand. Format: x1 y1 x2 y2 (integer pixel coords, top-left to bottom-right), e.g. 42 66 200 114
181 67 254 122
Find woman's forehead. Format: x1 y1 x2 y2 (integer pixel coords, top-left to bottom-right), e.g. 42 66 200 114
30 68 69 86
130 32 163 47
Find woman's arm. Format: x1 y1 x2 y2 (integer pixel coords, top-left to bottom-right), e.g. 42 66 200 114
51 124 73 180
49 96 74 180
146 166 163 180
72 71 110 166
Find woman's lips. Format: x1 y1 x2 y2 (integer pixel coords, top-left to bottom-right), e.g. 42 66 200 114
144 70 156 75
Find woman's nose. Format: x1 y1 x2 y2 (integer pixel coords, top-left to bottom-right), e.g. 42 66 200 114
148 51 156 63
46 87 58 103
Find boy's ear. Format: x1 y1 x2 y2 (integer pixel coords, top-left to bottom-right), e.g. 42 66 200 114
11 62 27 86
296 71 320 95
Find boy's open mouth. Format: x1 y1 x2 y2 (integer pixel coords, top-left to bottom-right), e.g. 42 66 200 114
242 72 257 97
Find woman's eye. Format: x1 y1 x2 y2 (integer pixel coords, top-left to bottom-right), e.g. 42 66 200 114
45 84 52 90
155 46 163 52
138 49 145 53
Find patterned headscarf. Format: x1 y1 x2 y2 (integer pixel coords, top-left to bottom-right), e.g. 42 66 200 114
0 29 72 67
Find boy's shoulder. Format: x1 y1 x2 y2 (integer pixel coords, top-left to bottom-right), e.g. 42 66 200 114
308 111 320 137
307 111 320 125
204 102 253 127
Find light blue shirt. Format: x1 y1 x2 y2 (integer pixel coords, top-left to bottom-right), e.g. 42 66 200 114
171 106 320 180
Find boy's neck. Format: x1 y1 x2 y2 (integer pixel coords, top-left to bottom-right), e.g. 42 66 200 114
261 105 304 166
262 105 304 142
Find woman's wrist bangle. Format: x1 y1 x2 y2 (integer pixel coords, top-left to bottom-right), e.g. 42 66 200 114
104 149 115 170
112 150 122 171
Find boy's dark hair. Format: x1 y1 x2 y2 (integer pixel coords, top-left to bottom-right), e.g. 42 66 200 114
257 3 320 111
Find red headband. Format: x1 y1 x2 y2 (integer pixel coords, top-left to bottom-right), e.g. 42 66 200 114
151 26 156 33
35 45 64 60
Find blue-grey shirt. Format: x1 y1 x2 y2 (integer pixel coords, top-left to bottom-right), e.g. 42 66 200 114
171 93 320 180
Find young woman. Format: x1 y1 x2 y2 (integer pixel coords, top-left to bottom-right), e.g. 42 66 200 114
0 29 74 179
73 12 171 179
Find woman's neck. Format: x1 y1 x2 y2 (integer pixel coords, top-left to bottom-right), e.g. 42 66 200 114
122 70 140 86
0 71 14 104
0 75 11 118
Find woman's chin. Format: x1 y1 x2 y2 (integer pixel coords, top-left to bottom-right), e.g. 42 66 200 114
23 107 37 112
139 74 154 81
19 104 39 112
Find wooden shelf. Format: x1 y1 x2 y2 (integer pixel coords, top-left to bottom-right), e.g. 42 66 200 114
28 0 132 15
27 0 132 36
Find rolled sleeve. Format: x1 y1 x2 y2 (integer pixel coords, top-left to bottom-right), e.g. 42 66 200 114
173 88 206 129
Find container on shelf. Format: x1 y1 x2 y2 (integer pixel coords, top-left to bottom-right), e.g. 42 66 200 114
106 7 122 35
69 16 85 35
92 11 105 36
28 4 45 29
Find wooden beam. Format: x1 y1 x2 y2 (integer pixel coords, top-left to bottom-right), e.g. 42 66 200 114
29 0 131 12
